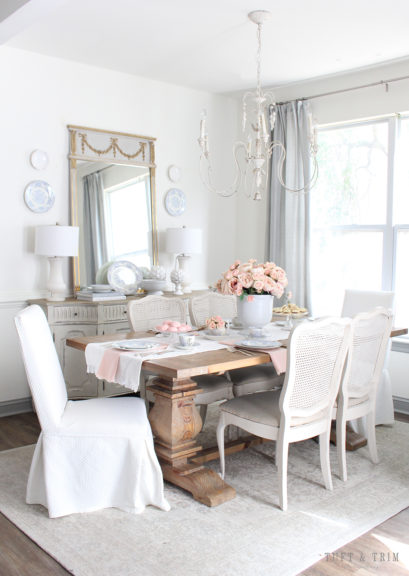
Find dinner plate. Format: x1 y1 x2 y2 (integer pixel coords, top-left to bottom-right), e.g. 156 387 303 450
24 180 55 213
113 340 154 351
237 339 281 349
107 261 143 294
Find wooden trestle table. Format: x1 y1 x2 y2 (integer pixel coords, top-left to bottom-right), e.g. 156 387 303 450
66 327 407 507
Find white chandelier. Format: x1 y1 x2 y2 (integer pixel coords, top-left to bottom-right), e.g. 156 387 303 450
198 10 318 201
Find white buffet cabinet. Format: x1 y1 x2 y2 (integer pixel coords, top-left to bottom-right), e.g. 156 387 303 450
30 297 136 399
29 290 208 399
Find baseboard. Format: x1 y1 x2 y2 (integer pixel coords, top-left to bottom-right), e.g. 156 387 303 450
0 398 33 417
393 396 409 416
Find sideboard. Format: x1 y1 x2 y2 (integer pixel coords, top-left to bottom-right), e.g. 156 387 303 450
29 290 208 399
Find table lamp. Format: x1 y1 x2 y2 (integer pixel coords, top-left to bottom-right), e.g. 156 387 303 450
35 225 79 301
166 227 202 294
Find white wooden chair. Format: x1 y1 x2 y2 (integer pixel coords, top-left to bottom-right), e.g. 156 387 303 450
128 295 233 423
334 307 393 481
14 305 169 518
217 317 351 511
341 289 395 425
189 293 284 397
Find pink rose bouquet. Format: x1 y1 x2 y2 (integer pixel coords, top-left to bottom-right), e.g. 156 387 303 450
216 259 288 299
205 315 226 330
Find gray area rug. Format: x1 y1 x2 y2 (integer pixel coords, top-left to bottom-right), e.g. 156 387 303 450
1 411 409 576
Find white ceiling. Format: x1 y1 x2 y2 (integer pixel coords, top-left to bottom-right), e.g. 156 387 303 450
3 0 409 94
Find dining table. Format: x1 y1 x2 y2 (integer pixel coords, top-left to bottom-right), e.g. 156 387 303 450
66 324 407 507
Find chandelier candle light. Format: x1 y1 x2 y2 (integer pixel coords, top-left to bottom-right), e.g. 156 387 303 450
198 10 318 200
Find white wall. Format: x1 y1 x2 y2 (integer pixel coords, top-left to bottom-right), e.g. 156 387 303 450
0 46 239 403
236 58 409 402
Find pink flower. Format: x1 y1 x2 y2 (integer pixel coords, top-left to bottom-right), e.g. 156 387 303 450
253 280 264 292
229 260 241 270
238 272 253 289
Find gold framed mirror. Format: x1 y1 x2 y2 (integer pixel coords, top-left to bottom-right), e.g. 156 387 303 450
68 125 158 291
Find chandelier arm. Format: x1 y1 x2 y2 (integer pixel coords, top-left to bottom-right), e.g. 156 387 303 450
270 140 319 194
199 141 248 197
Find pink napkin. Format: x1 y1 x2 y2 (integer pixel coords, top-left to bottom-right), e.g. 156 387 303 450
96 344 168 383
96 348 123 382
265 347 287 375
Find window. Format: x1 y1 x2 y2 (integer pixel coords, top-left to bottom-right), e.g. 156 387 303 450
310 115 409 332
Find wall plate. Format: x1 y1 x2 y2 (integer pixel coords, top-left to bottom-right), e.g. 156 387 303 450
168 165 181 183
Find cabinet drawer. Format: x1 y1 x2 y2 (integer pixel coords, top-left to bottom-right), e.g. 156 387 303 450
102 303 129 323
49 305 98 324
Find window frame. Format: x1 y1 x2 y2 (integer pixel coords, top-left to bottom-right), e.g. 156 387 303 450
314 115 409 349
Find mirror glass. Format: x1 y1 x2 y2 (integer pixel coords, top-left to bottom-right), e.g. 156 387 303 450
69 126 158 290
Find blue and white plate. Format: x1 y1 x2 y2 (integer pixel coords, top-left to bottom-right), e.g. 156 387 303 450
24 180 55 213
165 188 186 216
107 261 142 294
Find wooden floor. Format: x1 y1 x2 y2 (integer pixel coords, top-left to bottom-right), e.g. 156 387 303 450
0 413 408 576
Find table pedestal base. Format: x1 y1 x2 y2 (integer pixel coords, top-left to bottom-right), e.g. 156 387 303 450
148 376 236 507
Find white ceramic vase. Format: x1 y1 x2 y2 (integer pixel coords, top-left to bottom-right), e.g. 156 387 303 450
236 294 274 328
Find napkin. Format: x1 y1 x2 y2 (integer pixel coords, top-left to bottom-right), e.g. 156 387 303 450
95 344 168 383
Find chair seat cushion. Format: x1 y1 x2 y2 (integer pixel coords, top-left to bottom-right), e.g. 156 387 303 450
228 364 284 396
194 374 233 404
221 390 282 427
221 389 325 428
60 397 150 437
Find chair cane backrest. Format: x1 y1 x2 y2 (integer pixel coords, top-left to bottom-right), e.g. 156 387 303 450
14 305 67 431
189 293 237 327
341 289 395 318
280 318 351 423
341 308 393 401
128 295 186 331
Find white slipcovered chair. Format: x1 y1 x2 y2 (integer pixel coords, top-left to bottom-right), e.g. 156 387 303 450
14 304 169 518
128 295 233 423
341 289 395 425
189 293 284 397
217 317 351 511
334 307 393 481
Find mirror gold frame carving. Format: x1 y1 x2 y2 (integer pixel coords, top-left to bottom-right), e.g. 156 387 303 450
68 125 158 291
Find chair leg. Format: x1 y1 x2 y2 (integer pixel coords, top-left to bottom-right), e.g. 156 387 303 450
198 404 208 426
366 411 379 464
216 414 226 479
336 415 348 482
319 427 333 490
276 431 289 511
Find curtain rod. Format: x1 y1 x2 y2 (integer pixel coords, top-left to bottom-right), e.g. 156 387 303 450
276 73 409 105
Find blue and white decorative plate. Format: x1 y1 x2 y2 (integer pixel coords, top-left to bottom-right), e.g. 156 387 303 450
165 188 186 216
107 261 143 294
24 180 55 213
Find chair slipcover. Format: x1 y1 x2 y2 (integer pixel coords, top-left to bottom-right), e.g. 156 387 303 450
128 295 233 419
189 293 282 397
217 317 351 510
334 308 393 481
15 305 169 518
341 289 395 425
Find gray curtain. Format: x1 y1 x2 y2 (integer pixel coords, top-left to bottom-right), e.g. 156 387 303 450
267 100 312 310
83 172 108 284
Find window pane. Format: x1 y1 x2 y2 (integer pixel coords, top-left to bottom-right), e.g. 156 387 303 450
313 122 388 226
394 229 409 327
394 118 409 224
310 230 383 316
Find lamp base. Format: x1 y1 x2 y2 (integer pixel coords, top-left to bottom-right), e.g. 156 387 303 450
46 257 67 302
177 254 192 294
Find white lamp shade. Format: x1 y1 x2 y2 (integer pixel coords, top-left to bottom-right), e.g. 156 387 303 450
35 225 79 257
166 227 202 254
